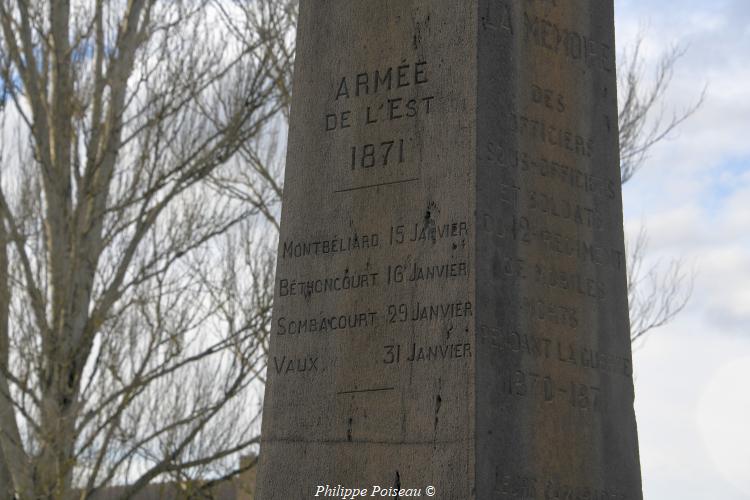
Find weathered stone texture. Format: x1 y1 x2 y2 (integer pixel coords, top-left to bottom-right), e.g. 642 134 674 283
257 1 642 498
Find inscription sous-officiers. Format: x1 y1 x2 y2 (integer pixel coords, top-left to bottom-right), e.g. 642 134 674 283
485 141 616 201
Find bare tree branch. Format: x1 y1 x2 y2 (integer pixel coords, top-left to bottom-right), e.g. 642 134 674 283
618 33 704 342
0 1 293 497
626 227 693 345
618 36 706 184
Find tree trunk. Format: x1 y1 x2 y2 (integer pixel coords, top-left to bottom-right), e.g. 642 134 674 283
0 455 12 499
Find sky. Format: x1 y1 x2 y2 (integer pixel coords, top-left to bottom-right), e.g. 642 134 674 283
615 0 750 498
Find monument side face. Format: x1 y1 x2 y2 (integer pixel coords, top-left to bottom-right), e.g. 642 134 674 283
256 1 478 498
475 0 642 498
257 1 642 498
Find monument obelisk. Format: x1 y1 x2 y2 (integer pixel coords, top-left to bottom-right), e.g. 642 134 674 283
256 1 642 498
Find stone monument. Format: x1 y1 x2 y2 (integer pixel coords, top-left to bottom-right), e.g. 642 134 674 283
256 1 642 498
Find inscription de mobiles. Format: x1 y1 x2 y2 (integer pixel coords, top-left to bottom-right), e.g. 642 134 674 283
484 141 617 201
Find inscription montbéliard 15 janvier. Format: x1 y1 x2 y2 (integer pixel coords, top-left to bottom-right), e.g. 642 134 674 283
281 220 469 260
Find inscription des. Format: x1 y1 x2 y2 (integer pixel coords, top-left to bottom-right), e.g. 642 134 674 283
530 83 566 113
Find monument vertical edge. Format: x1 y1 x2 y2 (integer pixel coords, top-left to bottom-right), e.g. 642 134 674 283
475 0 642 498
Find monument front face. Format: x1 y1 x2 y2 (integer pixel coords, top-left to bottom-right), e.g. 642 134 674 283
257 1 642 498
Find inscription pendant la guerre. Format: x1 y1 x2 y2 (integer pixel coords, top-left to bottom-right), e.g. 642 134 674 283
256 1 643 499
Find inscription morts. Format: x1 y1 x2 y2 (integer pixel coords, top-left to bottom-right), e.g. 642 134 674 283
257 1 642 499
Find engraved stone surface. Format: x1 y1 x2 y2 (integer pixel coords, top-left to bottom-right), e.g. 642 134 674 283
256 1 642 498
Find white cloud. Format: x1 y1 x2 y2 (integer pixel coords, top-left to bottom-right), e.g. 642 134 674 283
697 357 750 496
617 0 750 498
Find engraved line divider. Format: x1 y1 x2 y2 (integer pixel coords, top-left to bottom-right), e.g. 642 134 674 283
333 177 420 194
336 387 396 396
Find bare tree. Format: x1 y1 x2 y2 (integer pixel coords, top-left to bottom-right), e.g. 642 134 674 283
626 226 693 344
617 35 704 343
0 1 294 498
618 38 706 184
